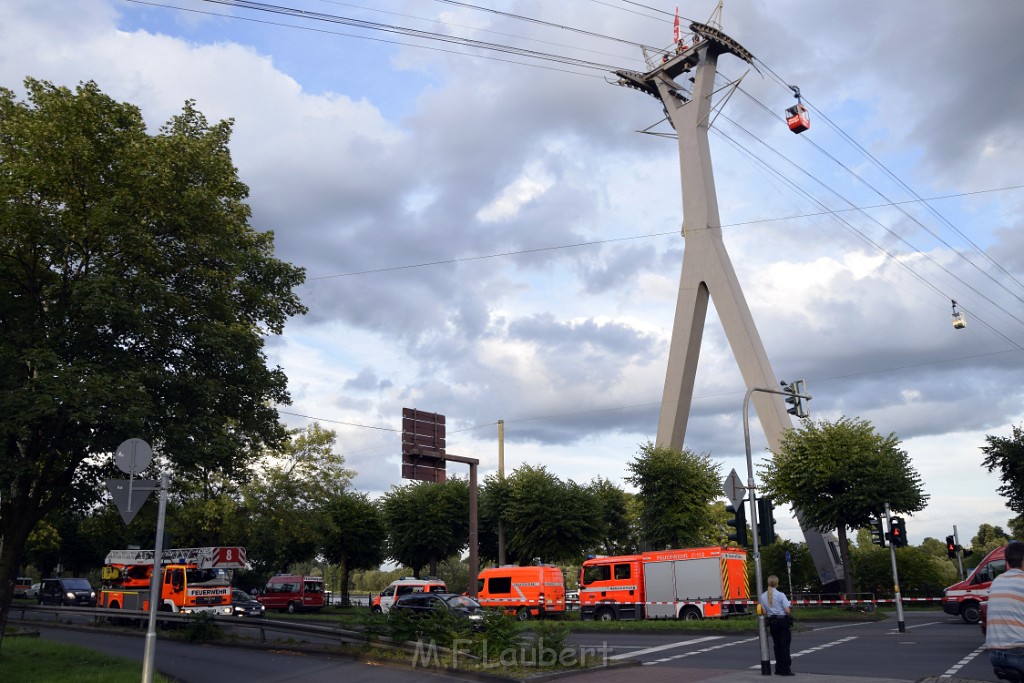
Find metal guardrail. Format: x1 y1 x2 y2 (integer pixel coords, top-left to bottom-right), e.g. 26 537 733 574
10 603 421 654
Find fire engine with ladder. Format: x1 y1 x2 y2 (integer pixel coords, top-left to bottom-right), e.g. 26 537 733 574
99 546 245 617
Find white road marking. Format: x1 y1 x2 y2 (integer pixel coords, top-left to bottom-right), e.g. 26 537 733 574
749 635 859 668
940 646 986 678
608 635 724 660
647 636 760 665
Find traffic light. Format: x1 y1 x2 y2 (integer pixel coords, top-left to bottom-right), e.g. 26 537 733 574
757 498 777 545
784 380 810 419
963 547 973 558
887 517 907 547
946 535 956 559
726 501 747 546
870 518 887 547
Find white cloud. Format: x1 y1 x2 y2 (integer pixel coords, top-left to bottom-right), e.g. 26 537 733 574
3 0 1023 548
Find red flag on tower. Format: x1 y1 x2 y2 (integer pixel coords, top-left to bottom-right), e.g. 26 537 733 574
673 6 680 42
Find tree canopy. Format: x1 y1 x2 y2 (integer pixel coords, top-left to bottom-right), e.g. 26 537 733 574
758 416 928 593
981 424 1024 515
0 78 306 642
626 441 722 550
382 478 469 577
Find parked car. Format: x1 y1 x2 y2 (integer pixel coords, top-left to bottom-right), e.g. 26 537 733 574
24 583 41 600
372 577 447 614
14 577 33 598
38 577 97 607
231 589 265 618
391 591 485 629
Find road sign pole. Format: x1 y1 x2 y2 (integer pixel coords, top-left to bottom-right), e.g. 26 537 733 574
142 472 169 683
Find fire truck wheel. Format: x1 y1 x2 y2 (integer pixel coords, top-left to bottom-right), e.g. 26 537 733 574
961 601 982 625
158 604 176 630
516 607 532 621
107 602 124 626
595 608 616 622
371 606 383 614
286 602 298 614
679 606 702 621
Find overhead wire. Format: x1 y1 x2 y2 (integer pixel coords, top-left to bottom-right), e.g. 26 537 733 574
753 53 1024 297
132 0 1024 427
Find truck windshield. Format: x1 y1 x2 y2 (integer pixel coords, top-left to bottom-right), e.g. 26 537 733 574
186 568 220 584
582 565 611 585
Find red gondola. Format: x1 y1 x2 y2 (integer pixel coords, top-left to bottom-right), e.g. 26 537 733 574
786 85 810 134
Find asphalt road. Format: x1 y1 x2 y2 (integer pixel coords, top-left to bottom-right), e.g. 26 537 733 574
569 609 996 681
17 606 1002 683
33 625 469 683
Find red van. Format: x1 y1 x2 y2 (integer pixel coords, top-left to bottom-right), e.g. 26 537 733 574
943 545 1007 624
257 575 325 614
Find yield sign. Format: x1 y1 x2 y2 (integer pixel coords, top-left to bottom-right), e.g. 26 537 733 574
723 469 746 508
106 479 158 525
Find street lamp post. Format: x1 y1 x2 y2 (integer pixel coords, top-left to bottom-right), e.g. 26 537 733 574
743 382 810 676
742 387 771 676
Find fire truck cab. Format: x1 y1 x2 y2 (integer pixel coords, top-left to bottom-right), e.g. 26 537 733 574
99 546 245 617
580 546 748 621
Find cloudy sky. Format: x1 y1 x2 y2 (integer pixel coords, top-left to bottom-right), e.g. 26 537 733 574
4 0 1023 549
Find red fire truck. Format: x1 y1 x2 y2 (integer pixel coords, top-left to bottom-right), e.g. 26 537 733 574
99 546 245 617
579 546 749 621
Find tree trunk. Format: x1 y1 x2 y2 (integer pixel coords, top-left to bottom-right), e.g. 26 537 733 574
0 498 43 653
339 556 349 606
836 524 855 595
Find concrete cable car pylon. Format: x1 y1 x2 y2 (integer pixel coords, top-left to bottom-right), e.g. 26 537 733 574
613 19 844 589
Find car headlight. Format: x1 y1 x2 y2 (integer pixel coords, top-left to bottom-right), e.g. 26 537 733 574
90 591 96 598
66 592 75 600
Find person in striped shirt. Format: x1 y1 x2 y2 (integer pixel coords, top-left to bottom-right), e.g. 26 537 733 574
986 541 1024 673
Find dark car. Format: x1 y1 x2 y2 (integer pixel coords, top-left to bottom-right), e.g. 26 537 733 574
38 577 96 607
391 592 485 628
231 589 265 618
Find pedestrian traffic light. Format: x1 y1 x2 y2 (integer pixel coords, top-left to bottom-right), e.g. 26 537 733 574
946 535 956 559
757 497 777 545
870 518 887 547
887 517 907 547
726 501 747 546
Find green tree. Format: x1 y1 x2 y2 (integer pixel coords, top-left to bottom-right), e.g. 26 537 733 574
588 477 637 555
0 79 305 643
852 545 956 598
969 523 1010 565
1009 515 1024 541
382 478 469 577
501 465 603 564
319 491 386 605
758 417 928 594
981 424 1024 515
242 423 352 574
626 441 722 550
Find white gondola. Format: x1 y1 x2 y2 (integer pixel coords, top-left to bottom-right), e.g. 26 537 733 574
951 300 966 329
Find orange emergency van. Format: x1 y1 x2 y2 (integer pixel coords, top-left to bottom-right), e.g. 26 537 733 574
580 546 748 621
476 565 566 621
